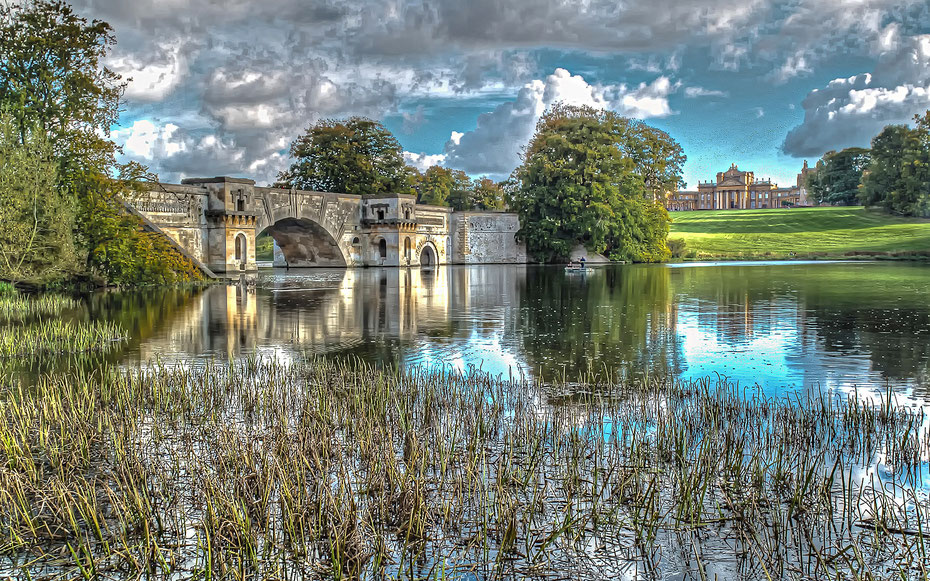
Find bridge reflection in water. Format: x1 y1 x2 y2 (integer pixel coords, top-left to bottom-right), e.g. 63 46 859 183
131 265 537 377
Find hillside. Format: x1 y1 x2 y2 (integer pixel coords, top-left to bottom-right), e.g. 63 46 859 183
669 207 930 259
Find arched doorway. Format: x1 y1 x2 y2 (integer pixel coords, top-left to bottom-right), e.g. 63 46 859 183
378 238 387 261
235 233 247 262
404 237 411 264
420 244 436 268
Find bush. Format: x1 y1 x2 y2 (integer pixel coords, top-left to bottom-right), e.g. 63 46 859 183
667 238 688 259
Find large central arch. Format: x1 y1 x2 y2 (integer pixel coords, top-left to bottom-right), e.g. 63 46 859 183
259 218 347 267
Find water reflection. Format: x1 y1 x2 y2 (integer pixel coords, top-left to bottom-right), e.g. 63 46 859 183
96 262 930 396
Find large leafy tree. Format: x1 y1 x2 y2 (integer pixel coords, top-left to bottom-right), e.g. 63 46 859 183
277 117 414 195
0 0 122 164
510 104 676 263
805 147 871 206
0 0 202 286
471 178 505 210
416 165 472 208
859 115 930 217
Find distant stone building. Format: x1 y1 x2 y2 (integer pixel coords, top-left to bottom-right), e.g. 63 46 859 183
666 162 812 211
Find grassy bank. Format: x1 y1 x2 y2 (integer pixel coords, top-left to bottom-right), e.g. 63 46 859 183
1 357 927 579
669 206 930 260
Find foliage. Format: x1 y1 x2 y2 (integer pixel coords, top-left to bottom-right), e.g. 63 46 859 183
0 113 77 283
416 166 469 207
510 104 675 263
416 166 507 210
277 117 415 196
805 147 871 206
860 113 930 217
74 171 203 286
666 238 687 259
626 122 687 195
0 0 201 286
255 232 275 261
471 178 506 210
0 0 122 158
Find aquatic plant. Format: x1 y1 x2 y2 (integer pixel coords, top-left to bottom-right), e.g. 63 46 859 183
0 293 78 322
0 319 125 357
0 358 927 579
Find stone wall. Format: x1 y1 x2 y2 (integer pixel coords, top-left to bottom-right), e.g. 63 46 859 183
450 212 527 264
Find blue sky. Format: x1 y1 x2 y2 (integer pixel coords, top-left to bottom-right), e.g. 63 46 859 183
79 0 930 190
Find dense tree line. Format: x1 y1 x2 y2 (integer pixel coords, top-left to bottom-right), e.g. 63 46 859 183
0 0 202 287
806 111 930 217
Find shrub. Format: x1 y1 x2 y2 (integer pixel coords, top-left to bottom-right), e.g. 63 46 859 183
667 238 688 259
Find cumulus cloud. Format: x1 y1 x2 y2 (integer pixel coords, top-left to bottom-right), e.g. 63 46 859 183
403 151 448 172
783 34 930 157
427 69 679 176
108 40 188 102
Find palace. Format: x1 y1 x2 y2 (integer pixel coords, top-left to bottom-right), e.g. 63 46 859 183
666 162 813 211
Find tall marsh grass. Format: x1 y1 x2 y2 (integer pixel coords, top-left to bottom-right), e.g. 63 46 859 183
0 293 77 322
0 358 927 579
0 319 126 357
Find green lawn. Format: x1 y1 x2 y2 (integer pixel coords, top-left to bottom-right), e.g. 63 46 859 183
669 206 930 259
255 232 275 261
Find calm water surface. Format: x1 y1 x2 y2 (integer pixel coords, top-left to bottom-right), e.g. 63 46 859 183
87 261 930 398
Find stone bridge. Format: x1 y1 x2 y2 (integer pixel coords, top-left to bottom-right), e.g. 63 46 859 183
126 176 526 275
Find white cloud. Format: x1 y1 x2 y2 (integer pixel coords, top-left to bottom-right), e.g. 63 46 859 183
783 34 930 157
684 86 729 98
108 40 187 101
403 151 448 172
113 120 185 159
438 68 678 176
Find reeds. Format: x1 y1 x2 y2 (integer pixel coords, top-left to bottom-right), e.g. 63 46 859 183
0 358 927 580
0 293 78 322
0 319 125 357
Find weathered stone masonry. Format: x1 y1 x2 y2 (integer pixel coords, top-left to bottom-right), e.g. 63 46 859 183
126 176 527 275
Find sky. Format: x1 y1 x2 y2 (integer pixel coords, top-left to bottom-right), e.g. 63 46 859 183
74 0 930 190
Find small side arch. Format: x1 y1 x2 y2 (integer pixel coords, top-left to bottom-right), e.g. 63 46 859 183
235 233 247 262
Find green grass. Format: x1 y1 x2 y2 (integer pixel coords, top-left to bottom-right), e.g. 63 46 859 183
669 206 930 259
255 232 274 261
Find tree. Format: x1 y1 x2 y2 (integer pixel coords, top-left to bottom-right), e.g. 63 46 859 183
626 122 687 197
416 165 471 207
0 0 122 161
805 147 871 206
0 0 202 286
510 104 676 263
901 111 930 217
471 178 505 210
860 120 929 216
0 112 76 283
277 117 414 195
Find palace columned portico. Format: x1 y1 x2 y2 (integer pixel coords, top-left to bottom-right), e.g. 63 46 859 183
665 162 812 211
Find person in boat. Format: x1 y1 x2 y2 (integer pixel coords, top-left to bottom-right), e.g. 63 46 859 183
580 256 586 269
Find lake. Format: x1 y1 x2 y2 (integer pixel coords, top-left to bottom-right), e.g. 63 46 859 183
88 261 930 399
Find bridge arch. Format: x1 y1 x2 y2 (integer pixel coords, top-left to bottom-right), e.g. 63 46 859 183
258 218 347 267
